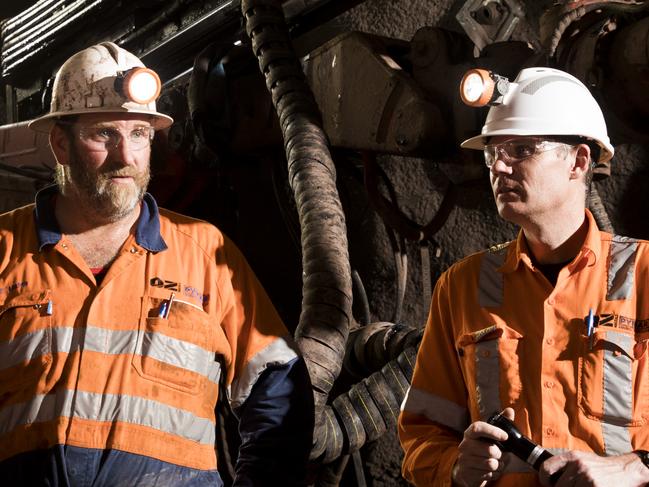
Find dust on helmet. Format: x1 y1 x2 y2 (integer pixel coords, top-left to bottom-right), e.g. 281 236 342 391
29 42 173 132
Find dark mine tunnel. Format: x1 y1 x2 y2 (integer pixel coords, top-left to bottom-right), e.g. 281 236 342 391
1 0 648 486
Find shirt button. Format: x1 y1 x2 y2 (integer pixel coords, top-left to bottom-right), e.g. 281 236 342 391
545 338 554 346
544 381 554 389
545 427 554 436
481 350 491 358
130 247 138 253
547 297 555 305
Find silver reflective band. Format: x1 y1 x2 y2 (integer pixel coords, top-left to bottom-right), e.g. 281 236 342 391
0 325 221 385
607 236 638 301
478 247 507 307
526 445 546 466
0 390 216 445
400 387 471 433
229 336 299 409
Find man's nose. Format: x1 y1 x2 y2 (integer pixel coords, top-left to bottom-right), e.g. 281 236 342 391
109 135 139 164
490 152 513 174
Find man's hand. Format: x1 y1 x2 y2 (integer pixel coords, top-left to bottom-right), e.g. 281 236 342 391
451 408 514 487
539 451 649 487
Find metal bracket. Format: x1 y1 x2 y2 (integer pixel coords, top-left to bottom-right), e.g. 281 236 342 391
456 0 525 51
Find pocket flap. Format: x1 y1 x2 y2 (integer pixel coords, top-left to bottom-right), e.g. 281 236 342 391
0 290 50 314
593 329 634 359
457 324 522 348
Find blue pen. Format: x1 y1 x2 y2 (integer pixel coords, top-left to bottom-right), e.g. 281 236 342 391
586 308 595 350
158 301 168 319
163 292 175 319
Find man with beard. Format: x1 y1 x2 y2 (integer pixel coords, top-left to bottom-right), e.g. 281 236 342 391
399 67 649 486
0 42 313 486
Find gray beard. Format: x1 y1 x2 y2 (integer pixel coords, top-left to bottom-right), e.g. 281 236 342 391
58 145 150 222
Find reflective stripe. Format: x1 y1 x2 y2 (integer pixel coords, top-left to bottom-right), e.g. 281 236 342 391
607 236 638 301
139 330 220 383
478 249 507 307
475 340 501 420
0 390 216 445
400 386 470 433
1 326 220 383
602 330 633 455
0 328 53 369
229 336 299 409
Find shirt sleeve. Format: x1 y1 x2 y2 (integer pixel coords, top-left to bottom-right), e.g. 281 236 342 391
233 356 314 487
214 235 313 485
398 269 471 486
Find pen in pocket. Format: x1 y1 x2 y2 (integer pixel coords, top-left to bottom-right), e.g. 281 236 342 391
586 308 595 350
158 292 176 319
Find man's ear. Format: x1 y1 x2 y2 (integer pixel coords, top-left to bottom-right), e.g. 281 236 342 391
49 124 71 166
570 144 591 180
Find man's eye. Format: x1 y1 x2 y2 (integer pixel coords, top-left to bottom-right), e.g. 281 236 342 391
94 128 117 140
510 143 535 158
131 128 152 140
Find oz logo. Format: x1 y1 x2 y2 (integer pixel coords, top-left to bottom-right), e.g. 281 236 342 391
150 277 180 292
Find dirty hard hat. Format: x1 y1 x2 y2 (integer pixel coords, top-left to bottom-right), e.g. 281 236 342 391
461 67 614 163
28 42 173 132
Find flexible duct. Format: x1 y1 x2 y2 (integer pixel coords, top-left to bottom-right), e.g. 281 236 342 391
241 0 427 474
241 0 353 461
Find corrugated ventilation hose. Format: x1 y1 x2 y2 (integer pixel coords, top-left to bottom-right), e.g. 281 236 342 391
241 1 425 481
241 0 352 463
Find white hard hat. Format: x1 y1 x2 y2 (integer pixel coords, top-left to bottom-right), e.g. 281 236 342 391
29 42 173 132
461 67 614 163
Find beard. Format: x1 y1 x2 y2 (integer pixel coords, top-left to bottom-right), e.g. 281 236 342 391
58 144 151 222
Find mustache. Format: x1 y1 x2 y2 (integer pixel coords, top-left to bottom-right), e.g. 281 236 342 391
99 167 143 179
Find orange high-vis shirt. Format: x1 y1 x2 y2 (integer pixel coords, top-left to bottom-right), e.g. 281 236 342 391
399 210 649 486
0 187 297 470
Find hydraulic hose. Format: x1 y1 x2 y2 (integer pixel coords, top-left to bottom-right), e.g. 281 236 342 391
241 0 353 461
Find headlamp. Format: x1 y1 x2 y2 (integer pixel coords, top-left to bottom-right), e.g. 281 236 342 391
460 68 510 107
117 67 162 104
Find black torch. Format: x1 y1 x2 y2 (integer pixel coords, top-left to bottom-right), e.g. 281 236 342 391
487 412 562 483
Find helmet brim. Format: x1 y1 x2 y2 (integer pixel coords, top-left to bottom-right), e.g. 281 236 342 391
28 108 174 133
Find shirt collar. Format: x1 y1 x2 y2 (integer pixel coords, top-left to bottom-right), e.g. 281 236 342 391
34 185 62 250
34 185 167 253
499 208 601 274
136 193 168 252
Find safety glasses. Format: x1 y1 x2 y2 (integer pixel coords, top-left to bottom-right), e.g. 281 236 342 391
76 125 155 152
483 137 572 168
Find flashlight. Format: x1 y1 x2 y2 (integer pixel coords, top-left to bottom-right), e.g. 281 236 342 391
116 67 162 104
487 412 563 484
460 68 510 107
487 412 552 469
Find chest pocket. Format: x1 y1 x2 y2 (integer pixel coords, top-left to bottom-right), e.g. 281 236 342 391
457 324 523 421
0 290 52 394
132 296 220 394
579 328 649 426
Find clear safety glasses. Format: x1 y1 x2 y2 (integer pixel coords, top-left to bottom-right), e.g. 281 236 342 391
76 125 155 152
483 137 572 168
